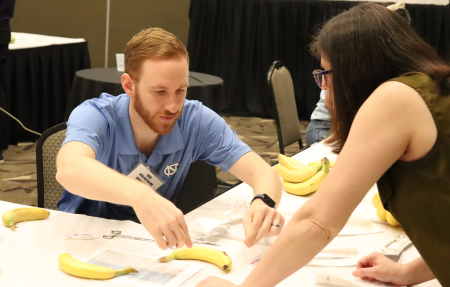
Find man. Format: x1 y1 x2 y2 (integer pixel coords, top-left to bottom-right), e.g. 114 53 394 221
56 28 284 250
0 0 15 163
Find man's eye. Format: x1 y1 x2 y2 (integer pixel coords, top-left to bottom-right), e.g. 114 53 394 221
155 90 165 94
176 89 186 94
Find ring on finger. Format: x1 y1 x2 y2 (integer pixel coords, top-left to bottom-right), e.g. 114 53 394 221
271 223 281 228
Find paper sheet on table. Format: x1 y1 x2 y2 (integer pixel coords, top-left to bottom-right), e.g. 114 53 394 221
307 248 359 267
190 217 231 239
316 273 388 287
339 217 383 236
83 248 205 287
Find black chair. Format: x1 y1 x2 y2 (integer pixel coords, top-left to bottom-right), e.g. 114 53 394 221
36 122 67 210
267 61 304 154
36 122 220 214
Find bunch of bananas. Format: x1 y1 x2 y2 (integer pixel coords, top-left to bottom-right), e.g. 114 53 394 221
2 207 50 230
159 246 232 271
274 154 332 196
59 253 138 279
372 193 400 227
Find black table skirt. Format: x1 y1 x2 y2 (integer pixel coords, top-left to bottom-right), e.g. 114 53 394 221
64 68 224 120
188 0 450 120
3 41 91 144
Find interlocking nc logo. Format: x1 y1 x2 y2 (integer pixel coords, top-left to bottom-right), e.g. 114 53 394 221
164 163 179 177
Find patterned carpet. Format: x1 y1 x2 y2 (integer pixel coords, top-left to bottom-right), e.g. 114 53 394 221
0 117 309 207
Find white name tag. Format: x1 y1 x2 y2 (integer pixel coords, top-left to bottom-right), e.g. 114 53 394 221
127 162 164 190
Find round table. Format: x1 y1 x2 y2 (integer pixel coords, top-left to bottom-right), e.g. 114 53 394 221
64 68 224 120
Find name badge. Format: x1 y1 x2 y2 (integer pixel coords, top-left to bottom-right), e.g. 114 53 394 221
127 162 164 190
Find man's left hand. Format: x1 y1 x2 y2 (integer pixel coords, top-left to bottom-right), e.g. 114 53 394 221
242 200 285 247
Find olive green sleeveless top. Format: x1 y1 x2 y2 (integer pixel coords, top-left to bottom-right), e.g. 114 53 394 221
377 72 450 285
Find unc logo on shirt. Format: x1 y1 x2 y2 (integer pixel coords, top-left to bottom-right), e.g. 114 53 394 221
164 163 180 177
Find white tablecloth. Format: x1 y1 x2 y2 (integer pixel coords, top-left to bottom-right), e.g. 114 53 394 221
0 142 442 286
9 32 86 50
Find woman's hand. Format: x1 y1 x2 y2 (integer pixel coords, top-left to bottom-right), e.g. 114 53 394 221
196 276 238 287
352 252 405 286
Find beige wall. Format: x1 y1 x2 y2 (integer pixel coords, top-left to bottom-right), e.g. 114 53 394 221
10 0 191 68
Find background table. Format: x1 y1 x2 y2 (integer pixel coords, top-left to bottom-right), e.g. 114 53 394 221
0 142 442 286
2 33 91 145
64 68 224 120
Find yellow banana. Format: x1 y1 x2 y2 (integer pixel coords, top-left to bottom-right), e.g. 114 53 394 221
158 246 232 271
2 207 50 230
372 193 381 208
283 157 330 195
309 160 335 168
274 163 322 182
58 253 138 280
278 154 307 170
376 202 387 222
375 200 400 226
386 211 400 227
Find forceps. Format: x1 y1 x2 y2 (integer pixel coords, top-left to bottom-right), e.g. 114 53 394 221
103 230 155 242
103 230 220 246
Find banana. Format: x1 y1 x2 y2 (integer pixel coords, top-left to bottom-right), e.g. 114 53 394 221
309 160 335 168
274 163 322 182
372 193 381 208
386 211 400 227
278 154 307 170
375 200 400 227
2 207 50 230
376 202 387 222
283 157 330 195
58 253 138 280
158 246 232 271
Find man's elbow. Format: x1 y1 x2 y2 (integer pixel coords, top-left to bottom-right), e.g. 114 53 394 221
55 154 72 187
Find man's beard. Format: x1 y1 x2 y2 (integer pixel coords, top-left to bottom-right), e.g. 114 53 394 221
134 90 182 135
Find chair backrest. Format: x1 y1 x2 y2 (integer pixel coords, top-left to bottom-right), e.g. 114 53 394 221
36 123 67 210
267 61 303 154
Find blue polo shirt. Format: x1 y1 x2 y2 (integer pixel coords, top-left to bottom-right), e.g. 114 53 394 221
58 93 251 222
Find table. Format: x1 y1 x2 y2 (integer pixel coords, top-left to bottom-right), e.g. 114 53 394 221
0 142 441 286
64 68 224 120
2 32 91 144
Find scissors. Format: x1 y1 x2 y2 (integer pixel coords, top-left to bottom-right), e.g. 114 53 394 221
103 230 220 246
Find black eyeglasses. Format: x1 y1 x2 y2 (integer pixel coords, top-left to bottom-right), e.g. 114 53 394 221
312 69 332 89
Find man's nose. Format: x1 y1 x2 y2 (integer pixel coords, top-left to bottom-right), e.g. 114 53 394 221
164 93 178 113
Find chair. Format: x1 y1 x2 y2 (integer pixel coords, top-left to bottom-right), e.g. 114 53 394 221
267 60 304 154
36 122 67 210
36 122 222 214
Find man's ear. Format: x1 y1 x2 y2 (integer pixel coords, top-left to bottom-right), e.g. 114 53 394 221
121 73 135 98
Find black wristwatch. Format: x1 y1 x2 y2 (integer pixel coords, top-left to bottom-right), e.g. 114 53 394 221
251 193 276 208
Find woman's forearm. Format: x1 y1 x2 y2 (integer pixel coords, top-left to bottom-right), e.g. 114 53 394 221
401 257 435 285
240 216 334 287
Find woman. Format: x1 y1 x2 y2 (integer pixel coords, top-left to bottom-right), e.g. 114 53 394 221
197 2 450 286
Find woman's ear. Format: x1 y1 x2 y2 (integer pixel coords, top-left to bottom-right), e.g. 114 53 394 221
121 73 135 98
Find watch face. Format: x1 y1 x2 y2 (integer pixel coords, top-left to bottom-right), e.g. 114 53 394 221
263 194 276 207
253 194 275 208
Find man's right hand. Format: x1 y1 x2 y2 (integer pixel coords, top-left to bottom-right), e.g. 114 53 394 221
131 191 193 250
